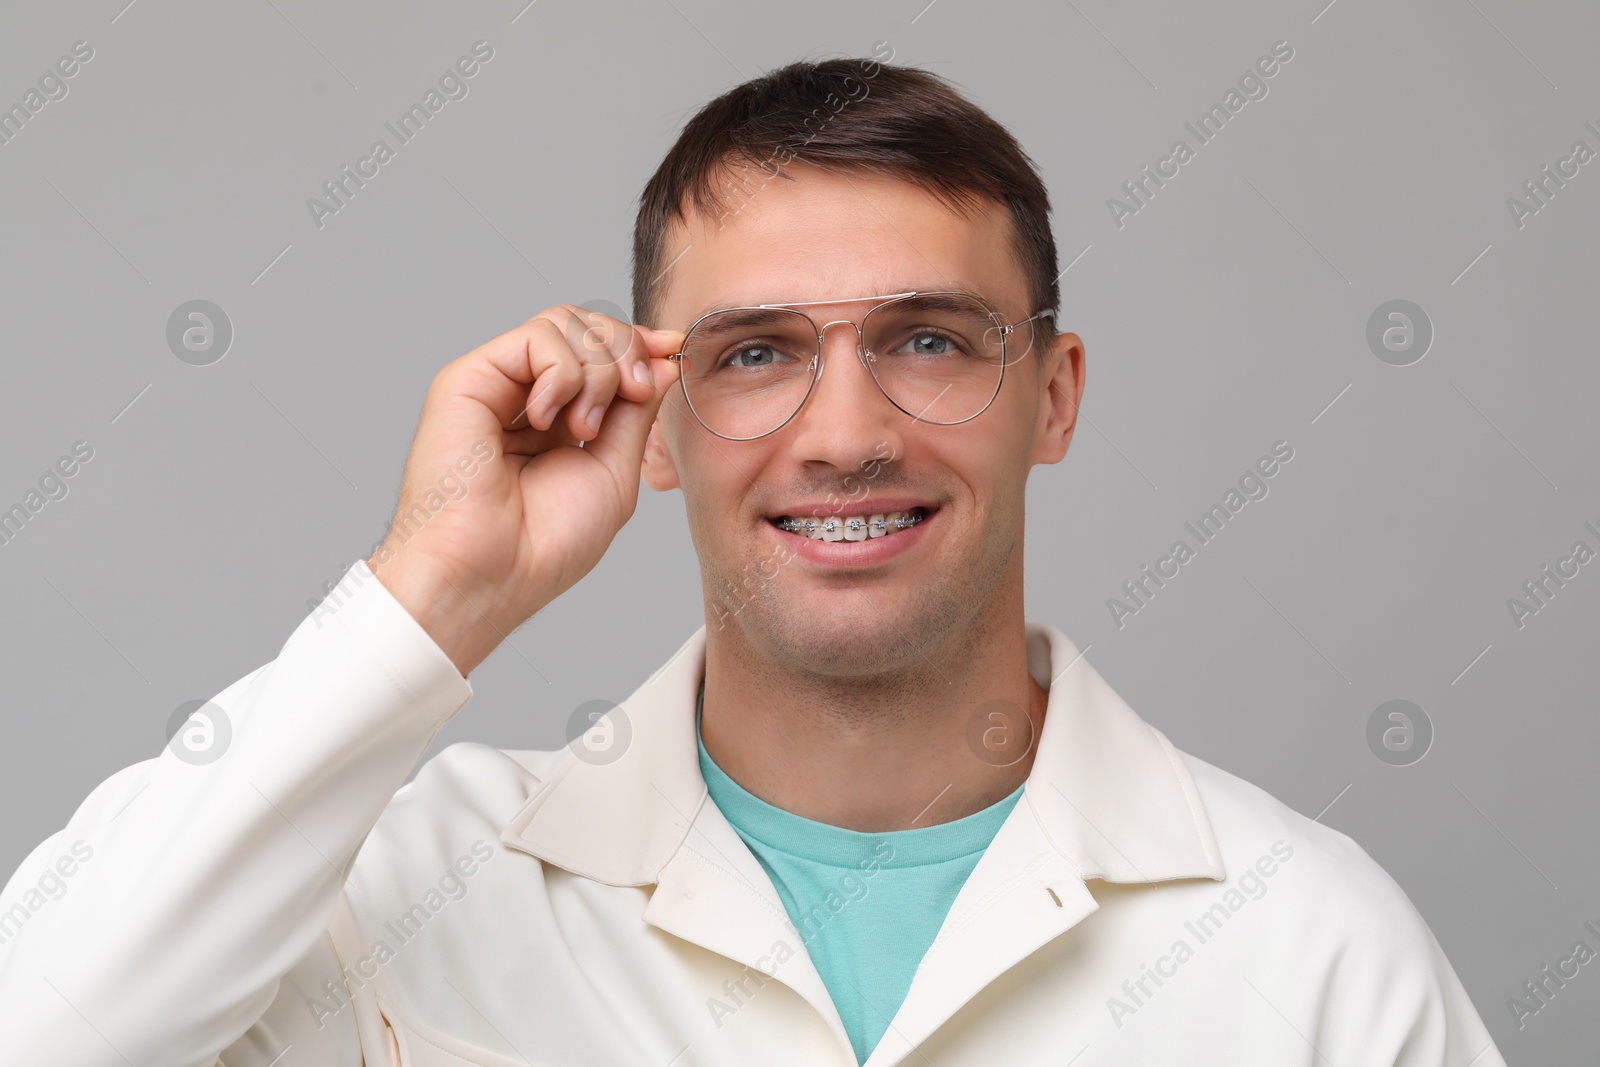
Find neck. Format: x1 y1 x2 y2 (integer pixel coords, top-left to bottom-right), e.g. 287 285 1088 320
699 588 1047 833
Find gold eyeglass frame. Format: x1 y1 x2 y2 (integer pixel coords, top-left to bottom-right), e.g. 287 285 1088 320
664 290 1054 442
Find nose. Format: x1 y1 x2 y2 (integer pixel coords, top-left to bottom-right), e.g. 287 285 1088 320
781 317 907 467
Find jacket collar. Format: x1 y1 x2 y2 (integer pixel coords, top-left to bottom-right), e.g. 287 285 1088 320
499 621 1225 886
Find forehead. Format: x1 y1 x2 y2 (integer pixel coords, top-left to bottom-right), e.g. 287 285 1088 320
655 163 1028 326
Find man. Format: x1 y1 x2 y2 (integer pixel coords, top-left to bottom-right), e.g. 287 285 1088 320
0 56 1505 1066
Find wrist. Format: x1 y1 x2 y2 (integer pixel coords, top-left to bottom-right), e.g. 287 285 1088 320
365 548 513 677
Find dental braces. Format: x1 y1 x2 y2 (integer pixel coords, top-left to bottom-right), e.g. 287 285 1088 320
775 512 924 536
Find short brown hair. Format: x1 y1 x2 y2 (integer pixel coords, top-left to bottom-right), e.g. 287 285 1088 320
630 56 1059 341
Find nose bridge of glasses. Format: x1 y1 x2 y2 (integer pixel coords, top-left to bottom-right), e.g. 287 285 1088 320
797 318 869 377
806 317 886 415
816 316 868 354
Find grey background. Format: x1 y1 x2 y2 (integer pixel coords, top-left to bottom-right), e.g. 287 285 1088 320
1 0 1595 1059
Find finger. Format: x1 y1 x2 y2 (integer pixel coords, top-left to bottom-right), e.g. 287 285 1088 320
522 317 590 432
448 313 583 434
560 305 686 405
544 306 626 442
504 356 676 457
647 344 683 393
565 305 654 404
613 322 686 403
566 319 685 435
503 420 580 456
551 311 687 440
447 311 684 440
582 351 679 484
636 325 687 392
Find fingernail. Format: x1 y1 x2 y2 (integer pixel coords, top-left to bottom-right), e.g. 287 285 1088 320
528 382 552 425
632 361 652 388
585 405 602 433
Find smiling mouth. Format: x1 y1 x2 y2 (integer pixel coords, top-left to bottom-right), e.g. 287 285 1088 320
770 506 931 541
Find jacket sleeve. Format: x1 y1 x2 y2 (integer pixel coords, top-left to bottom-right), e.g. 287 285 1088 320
1305 829 1509 1067
0 559 474 1067
1397 924 1510 1067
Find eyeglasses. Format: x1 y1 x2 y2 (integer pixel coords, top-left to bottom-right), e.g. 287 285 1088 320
665 290 1053 441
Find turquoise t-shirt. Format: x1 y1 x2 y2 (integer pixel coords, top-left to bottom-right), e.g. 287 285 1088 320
695 683 1024 1064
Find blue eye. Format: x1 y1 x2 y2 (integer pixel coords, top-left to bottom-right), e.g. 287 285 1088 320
888 330 966 358
715 342 804 372
729 345 779 368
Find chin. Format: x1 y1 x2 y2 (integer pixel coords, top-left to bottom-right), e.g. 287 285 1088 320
739 586 948 675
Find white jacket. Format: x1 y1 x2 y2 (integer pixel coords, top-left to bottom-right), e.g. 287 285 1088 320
0 559 1508 1066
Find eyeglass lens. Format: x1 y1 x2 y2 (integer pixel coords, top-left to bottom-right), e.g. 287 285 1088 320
677 294 1030 439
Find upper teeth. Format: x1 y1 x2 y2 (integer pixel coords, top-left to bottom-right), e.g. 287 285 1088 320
775 511 924 541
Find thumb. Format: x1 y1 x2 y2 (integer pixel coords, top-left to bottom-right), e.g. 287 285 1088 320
637 325 686 356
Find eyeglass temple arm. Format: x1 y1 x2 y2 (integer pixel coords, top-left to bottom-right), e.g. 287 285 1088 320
1007 308 1056 334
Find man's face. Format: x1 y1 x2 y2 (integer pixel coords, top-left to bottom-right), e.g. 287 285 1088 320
642 163 1083 677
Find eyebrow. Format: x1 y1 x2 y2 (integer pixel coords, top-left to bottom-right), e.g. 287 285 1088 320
681 286 1014 325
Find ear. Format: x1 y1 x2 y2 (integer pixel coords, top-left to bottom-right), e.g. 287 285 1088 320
641 399 681 492
1029 328 1085 466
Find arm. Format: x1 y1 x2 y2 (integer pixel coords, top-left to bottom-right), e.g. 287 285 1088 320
1305 832 1508 1067
0 305 679 1065
0 558 471 1067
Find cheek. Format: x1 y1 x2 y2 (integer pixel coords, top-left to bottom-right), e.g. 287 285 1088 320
949 430 1020 480
672 437 771 528
958 440 1029 526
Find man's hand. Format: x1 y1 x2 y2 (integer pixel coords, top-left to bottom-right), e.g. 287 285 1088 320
365 305 684 676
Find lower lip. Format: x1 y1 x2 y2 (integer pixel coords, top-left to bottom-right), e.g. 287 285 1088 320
767 510 937 569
